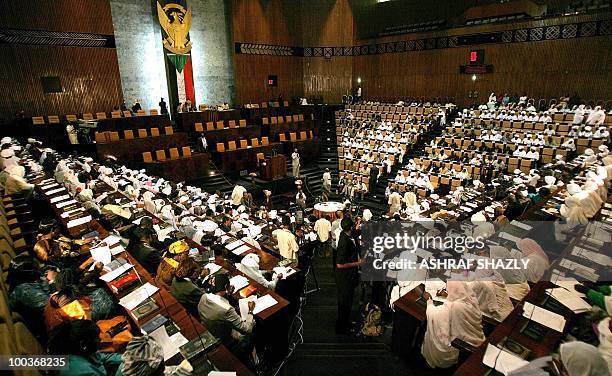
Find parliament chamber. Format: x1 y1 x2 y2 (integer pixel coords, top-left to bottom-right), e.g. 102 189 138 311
0 1 610 376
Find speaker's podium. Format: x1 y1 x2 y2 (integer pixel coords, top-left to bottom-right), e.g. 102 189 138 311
262 155 287 180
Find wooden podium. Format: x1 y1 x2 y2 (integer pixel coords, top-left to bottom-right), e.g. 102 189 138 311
263 155 287 180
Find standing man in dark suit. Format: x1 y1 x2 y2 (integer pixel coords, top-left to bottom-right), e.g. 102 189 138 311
335 218 362 334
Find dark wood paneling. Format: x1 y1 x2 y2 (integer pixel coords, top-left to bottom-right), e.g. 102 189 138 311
0 0 115 34
0 45 123 121
230 0 302 45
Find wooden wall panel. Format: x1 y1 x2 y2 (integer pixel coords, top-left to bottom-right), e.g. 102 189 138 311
0 0 114 34
233 54 303 104
0 45 123 122
230 0 302 45
303 57 353 103
353 36 612 106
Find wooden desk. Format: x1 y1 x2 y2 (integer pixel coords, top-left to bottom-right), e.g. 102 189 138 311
196 125 260 146
96 133 189 163
141 153 209 183
176 110 240 132
281 138 321 159
94 114 170 131
263 155 287 180
214 144 283 174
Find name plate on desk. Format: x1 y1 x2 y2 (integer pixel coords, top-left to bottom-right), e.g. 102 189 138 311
56 199 77 209
67 215 92 228
50 194 70 203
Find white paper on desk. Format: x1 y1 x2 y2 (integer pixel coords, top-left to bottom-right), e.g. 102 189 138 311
110 245 126 256
522 301 566 332
204 263 222 275
482 343 529 375
239 296 257 320
546 288 592 313
149 325 189 361
119 282 158 310
553 278 585 297
459 206 471 212
273 266 297 280
571 247 611 266
103 234 122 247
226 239 242 251
90 245 111 265
67 215 92 229
45 187 65 195
232 244 251 255
499 232 521 244
50 194 70 203
61 207 85 218
41 183 60 191
132 216 150 225
229 275 249 292
510 220 532 231
56 199 77 209
100 263 133 282
208 372 236 376
253 294 278 315
465 202 478 208
220 235 230 243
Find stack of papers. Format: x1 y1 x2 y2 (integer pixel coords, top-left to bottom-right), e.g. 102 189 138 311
204 263 222 275
119 282 159 310
482 343 529 375
100 263 134 282
232 244 251 255
522 302 566 332
545 288 592 313
67 215 92 228
90 245 112 265
225 240 242 251
273 266 297 280
50 194 70 203
238 294 279 318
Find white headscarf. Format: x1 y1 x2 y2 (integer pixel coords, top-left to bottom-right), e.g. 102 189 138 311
446 280 485 347
421 301 458 369
560 341 610 376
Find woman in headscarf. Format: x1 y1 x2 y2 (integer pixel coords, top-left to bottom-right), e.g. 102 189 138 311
421 298 459 369
573 104 586 124
558 341 610 376
236 253 280 290
586 106 606 126
446 280 486 348
469 264 514 321
489 245 530 300
516 238 549 283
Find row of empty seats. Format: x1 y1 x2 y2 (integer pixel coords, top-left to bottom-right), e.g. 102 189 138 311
142 147 192 162
194 119 247 132
95 127 174 143
261 114 310 125
216 137 271 152
278 130 315 143
32 109 161 124
244 101 291 108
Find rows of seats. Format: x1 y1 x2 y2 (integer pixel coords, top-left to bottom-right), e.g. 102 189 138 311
216 137 270 152
337 121 429 133
455 119 574 133
31 109 160 125
278 131 314 142
338 172 371 192
261 114 310 124
0 194 44 374
338 157 387 176
194 119 247 132
142 146 192 162
95 127 174 143
244 101 290 108
470 110 611 126
423 146 537 172
336 110 436 123
345 104 446 114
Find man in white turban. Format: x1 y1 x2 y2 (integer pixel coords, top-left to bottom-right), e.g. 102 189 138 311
586 106 606 126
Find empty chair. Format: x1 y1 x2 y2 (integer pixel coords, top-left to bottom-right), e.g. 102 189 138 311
122 111 132 117
239 119 247 127
228 141 237 150
289 132 297 141
66 114 77 122
251 138 259 147
111 111 121 118
285 116 292 123
298 114 304 121
109 131 120 141
48 115 60 124
169 148 179 160
308 130 314 138
228 120 236 128
150 128 160 137
262 118 269 125
300 131 307 140
240 139 248 148
279 134 287 142
277 116 284 124
261 102 268 108
292 114 299 122
164 126 173 135
195 123 204 132
82 113 94 121
138 129 148 138
136 110 146 116
155 150 167 161
217 143 225 152
32 116 45 125
96 112 107 119
143 152 153 163
182 146 191 157
216 121 224 130
261 137 269 146
124 130 134 139
206 122 215 131
95 132 108 143
270 117 278 124
256 152 265 164
150 109 159 115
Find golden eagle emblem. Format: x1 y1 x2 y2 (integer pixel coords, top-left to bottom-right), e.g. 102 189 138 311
157 2 193 54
